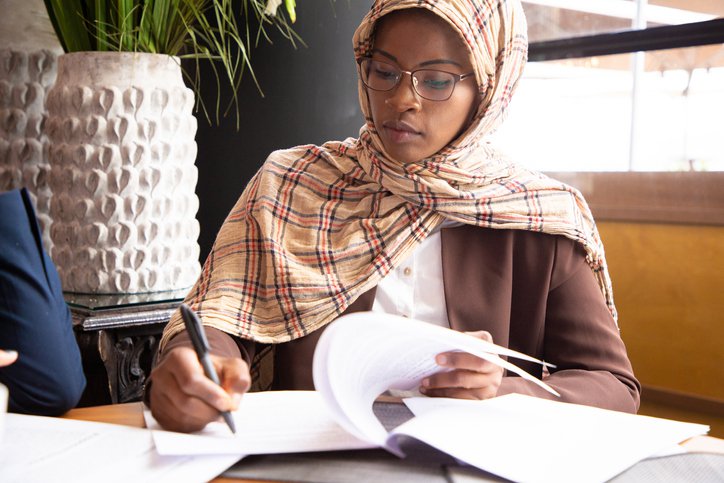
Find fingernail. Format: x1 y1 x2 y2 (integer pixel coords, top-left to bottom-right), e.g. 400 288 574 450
421 378 430 387
436 355 447 365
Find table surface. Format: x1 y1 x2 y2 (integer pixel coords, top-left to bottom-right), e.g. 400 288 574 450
63 402 724 482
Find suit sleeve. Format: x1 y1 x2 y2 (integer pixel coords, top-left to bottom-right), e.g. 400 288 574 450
156 327 250 362
0 189 86 415
497 236 641 413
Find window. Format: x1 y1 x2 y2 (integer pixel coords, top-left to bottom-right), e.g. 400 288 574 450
492 1 724 171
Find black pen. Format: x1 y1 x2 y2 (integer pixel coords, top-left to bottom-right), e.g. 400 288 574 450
179 303 237 434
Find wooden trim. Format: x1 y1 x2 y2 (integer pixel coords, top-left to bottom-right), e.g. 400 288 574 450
641 384 724 417
545 172 724 226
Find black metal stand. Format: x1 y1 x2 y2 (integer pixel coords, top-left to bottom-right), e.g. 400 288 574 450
65 290 187 406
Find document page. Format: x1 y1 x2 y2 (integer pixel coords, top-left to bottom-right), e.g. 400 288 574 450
392 394 709 483
312 312 557 448
0 413 239 483
147 391 375 456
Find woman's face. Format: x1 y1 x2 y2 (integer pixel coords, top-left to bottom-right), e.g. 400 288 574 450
366 10 479 164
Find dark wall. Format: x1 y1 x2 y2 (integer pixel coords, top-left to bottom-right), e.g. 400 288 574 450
192 1 372 262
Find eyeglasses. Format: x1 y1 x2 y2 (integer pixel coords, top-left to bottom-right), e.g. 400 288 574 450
357 58 475 101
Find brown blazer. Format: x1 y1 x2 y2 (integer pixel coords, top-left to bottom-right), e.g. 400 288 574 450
160 225 640 413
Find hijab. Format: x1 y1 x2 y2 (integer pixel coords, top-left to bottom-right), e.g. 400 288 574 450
161 0 616 348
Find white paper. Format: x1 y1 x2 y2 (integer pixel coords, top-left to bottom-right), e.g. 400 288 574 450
0 413 240 483
146 312 709 483
394 394 709 483
312 311 558 448
147 391 375 456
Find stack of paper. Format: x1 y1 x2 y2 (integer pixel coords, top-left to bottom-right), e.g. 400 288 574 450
140 312 709 482
144 391 709 483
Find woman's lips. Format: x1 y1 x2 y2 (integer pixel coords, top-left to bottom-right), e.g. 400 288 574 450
383 121 421 143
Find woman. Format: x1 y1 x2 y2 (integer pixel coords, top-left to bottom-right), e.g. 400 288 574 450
148 0 639 432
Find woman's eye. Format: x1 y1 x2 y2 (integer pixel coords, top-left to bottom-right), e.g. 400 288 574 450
419 72 453 90
372 67 397 80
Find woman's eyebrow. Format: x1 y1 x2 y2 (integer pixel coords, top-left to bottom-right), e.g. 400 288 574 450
419 59 463 68
372 48 463 68
371 48 399 63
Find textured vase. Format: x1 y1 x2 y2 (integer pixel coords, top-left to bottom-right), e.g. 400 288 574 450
0 0 62 251
45 52 201 293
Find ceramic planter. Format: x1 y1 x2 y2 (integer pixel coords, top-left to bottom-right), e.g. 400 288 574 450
45 52 201 293
0 0 62 250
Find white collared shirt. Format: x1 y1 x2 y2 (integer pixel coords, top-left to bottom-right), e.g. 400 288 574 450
371 221 462 328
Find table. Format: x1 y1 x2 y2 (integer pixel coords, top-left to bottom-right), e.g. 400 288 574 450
63 402 724 482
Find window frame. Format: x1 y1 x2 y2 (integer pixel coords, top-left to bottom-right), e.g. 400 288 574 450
525 12 724 221
528 18 724 61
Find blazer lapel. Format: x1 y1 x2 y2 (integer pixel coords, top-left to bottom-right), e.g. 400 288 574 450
440 226 512 349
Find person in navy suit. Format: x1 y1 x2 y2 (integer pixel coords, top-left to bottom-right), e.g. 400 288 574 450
0 188 86 415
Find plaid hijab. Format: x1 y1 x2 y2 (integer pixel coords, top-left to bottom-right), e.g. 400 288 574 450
161 0 616 348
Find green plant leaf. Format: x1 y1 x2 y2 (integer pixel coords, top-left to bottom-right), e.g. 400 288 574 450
284 0 296 23
42 0 313 127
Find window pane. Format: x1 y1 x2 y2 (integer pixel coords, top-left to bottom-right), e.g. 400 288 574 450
492 56 634 172
633 45 724 171
648 1 724 19
523 1 719 42
491 45 724 172
524 1 634 42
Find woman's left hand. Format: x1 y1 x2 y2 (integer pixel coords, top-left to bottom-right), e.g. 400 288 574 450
419 331 503 400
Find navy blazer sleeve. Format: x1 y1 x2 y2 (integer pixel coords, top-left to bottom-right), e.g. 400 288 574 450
0 189 86 415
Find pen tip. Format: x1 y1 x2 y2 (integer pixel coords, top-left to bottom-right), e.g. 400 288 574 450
224 413 237 434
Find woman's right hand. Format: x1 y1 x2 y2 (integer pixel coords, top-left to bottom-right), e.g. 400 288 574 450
0 349 18 367
148 347 251 432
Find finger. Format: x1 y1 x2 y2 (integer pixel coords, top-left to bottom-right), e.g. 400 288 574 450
464 330 493 342
421 385 498 400
213 356 252 408
0 349 18 367
423 369 500 391
150 367 222 432
149 348 236 432
421 369 501 400
170 349 236 411
436 351 502 373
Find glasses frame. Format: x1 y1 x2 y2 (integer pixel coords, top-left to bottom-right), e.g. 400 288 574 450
357 57 475 101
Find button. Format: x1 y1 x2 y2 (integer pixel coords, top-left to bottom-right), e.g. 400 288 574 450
403 267 412 276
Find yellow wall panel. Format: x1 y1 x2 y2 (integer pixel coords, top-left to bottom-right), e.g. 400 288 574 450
599 222 724 401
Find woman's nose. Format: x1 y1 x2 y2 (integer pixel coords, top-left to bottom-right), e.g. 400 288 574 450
384 73 422 112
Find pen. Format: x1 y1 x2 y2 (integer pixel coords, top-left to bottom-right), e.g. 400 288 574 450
179 303 237 434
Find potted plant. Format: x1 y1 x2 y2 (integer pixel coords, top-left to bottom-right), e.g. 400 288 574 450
40 1 300 294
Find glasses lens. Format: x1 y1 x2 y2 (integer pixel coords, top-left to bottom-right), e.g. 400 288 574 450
360 59 400 91
413 70 456 101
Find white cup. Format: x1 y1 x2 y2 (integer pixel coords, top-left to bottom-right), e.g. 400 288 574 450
0 383 7 444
